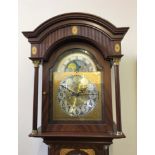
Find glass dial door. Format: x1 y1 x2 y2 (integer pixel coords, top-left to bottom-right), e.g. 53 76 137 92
50 48 103 121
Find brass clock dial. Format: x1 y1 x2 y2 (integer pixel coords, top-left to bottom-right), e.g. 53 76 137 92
57 75 98 117
52 72 102 121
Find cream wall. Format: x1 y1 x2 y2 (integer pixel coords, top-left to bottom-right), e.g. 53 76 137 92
19 0 136 155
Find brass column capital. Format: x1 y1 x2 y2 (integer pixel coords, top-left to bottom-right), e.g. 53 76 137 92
32 130 38 135
113 58 121 66
33 60 41 67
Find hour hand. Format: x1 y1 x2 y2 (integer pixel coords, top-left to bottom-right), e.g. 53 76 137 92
60 85 76 94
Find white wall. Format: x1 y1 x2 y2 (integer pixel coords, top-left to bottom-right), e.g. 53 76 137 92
19 0 136 155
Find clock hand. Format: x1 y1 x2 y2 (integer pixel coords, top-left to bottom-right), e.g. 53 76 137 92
60 84 77 95
79 93 98 95
69 97 77 114
76 91 99 97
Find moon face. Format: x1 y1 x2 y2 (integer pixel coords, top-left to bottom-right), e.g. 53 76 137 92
56 49 97 72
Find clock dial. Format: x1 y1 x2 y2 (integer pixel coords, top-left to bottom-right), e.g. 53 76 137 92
52 49 102 121
57 75 98 117
56 49 97 72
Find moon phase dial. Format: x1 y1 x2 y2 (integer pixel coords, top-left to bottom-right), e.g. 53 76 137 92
65 60 91 72
56 51 97 72
57 75 98 117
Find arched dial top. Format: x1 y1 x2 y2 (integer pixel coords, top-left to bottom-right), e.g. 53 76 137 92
56 49 97 72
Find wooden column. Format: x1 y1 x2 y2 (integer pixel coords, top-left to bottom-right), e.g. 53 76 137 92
113 58 122 134
32 60 40 135
104 145 109 155
48 145 53 155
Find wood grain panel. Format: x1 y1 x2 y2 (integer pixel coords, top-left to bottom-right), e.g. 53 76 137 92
38 26 115 59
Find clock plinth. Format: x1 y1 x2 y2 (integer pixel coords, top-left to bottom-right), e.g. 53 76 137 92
23 13 128 155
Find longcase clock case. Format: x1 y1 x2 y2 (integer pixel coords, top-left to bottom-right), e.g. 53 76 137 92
23 13 129 155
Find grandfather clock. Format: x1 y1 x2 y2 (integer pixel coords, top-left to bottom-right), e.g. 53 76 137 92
23 13 129 155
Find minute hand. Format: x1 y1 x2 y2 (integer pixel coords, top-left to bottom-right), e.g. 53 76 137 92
77 93 98 96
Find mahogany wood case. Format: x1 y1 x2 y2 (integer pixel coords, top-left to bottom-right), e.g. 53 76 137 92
23 13 129 155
